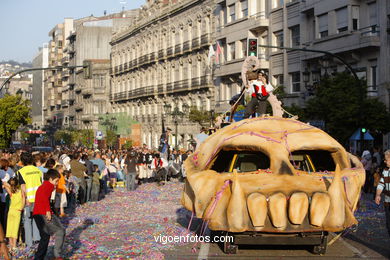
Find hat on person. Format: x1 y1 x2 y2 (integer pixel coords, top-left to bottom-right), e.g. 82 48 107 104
166 127 172 131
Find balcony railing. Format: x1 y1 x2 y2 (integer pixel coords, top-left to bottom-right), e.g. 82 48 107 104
157 84 164 93
150 52 155 61
192 37 200 49
166 82 173 92
124 63 128 71
175 44 182 54
359 25 380 37
183 41 191 52
201 34 210 46
158 49 165 60
167 47 173 57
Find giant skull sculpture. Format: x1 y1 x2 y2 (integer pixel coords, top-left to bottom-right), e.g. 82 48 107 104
181 117 365 233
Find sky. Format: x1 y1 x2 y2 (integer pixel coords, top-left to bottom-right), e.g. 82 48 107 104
0 0 146 63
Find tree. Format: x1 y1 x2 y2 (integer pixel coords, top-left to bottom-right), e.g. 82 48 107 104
122 139 133 150
54 130 73 145
80 129 94 148
106 129 118 149
0 95 31 148
303 72 390 144
188 106 213 127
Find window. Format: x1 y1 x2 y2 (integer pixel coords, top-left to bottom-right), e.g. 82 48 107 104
229 4 236 22
240 39 247 58
291 72 300 92
318 14 328 38
228 42 235 60
370 65 377 90
273 0 284 9
368 2 377 27
290 25 300 47
274 31 284 47
336 7 348 32
240 0 248 18
275 74 284 86
352 6 359 31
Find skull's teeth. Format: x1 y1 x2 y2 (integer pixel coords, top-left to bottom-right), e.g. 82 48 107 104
247 193 267 227
310 192 331 227
288 192 309 225
269 192 287 228
246 191 332 230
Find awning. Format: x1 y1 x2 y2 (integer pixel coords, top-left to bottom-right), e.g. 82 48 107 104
25 130 46 134
349 128 374 141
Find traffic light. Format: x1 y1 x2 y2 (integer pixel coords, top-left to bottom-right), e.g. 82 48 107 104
247 38 258 57
361 128 367 133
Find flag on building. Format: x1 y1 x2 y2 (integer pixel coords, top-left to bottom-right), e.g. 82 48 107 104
208 45 215 65
216 41 223 64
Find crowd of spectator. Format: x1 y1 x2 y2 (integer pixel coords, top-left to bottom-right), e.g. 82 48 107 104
0 145 192 259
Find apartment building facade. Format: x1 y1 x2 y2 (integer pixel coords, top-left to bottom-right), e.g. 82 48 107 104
32 44 49 128
44 19 74 128
214 0 387 110
110 0 215 149
64 18 114 130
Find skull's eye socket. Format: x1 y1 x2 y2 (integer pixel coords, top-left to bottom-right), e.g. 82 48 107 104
290 150 337 172
210 150 270 173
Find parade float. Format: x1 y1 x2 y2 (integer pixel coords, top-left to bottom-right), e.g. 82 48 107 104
181 57 366 254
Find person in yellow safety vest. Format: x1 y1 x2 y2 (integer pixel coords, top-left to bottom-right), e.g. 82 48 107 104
16 152 43 248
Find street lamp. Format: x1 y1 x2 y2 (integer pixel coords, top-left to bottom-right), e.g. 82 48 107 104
163 102 189 150
98 112 118 148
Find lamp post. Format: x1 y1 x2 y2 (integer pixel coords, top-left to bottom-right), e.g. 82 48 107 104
163 102 189 151
98 112 117 149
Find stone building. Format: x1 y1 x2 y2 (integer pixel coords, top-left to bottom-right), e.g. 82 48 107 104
214 0 386 110
110 0 215 150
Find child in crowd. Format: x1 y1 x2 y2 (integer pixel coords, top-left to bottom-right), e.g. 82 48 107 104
33 169 65 260
65 170 77 210
3 177 24 255
55 165 68 217
91 165 100 202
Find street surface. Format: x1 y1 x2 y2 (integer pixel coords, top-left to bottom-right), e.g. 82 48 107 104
14 181 390 259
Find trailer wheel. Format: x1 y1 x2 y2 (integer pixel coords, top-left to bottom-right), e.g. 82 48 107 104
312 232 328 255
223 241 238 254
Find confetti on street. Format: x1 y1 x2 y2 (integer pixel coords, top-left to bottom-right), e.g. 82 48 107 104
15 181 191 259
12 183 390 259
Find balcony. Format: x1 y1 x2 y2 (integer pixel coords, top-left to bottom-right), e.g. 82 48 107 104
307 25 380 60
74 103 83 111
191 77 201 87
150 52 156 61
175 44 182 55
167 47 173 57
61 56 69 64
119 65 123 73
172 79 190 93
201 34 210 46
183 41 191 52
157 84 164 93
75 85 82 93
124 63 128 71
166 82 173 93
192 37 200 49
61 70 70 78
61 100 69 107
158 50 165 60
81 114 94 122
82 88 93 96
